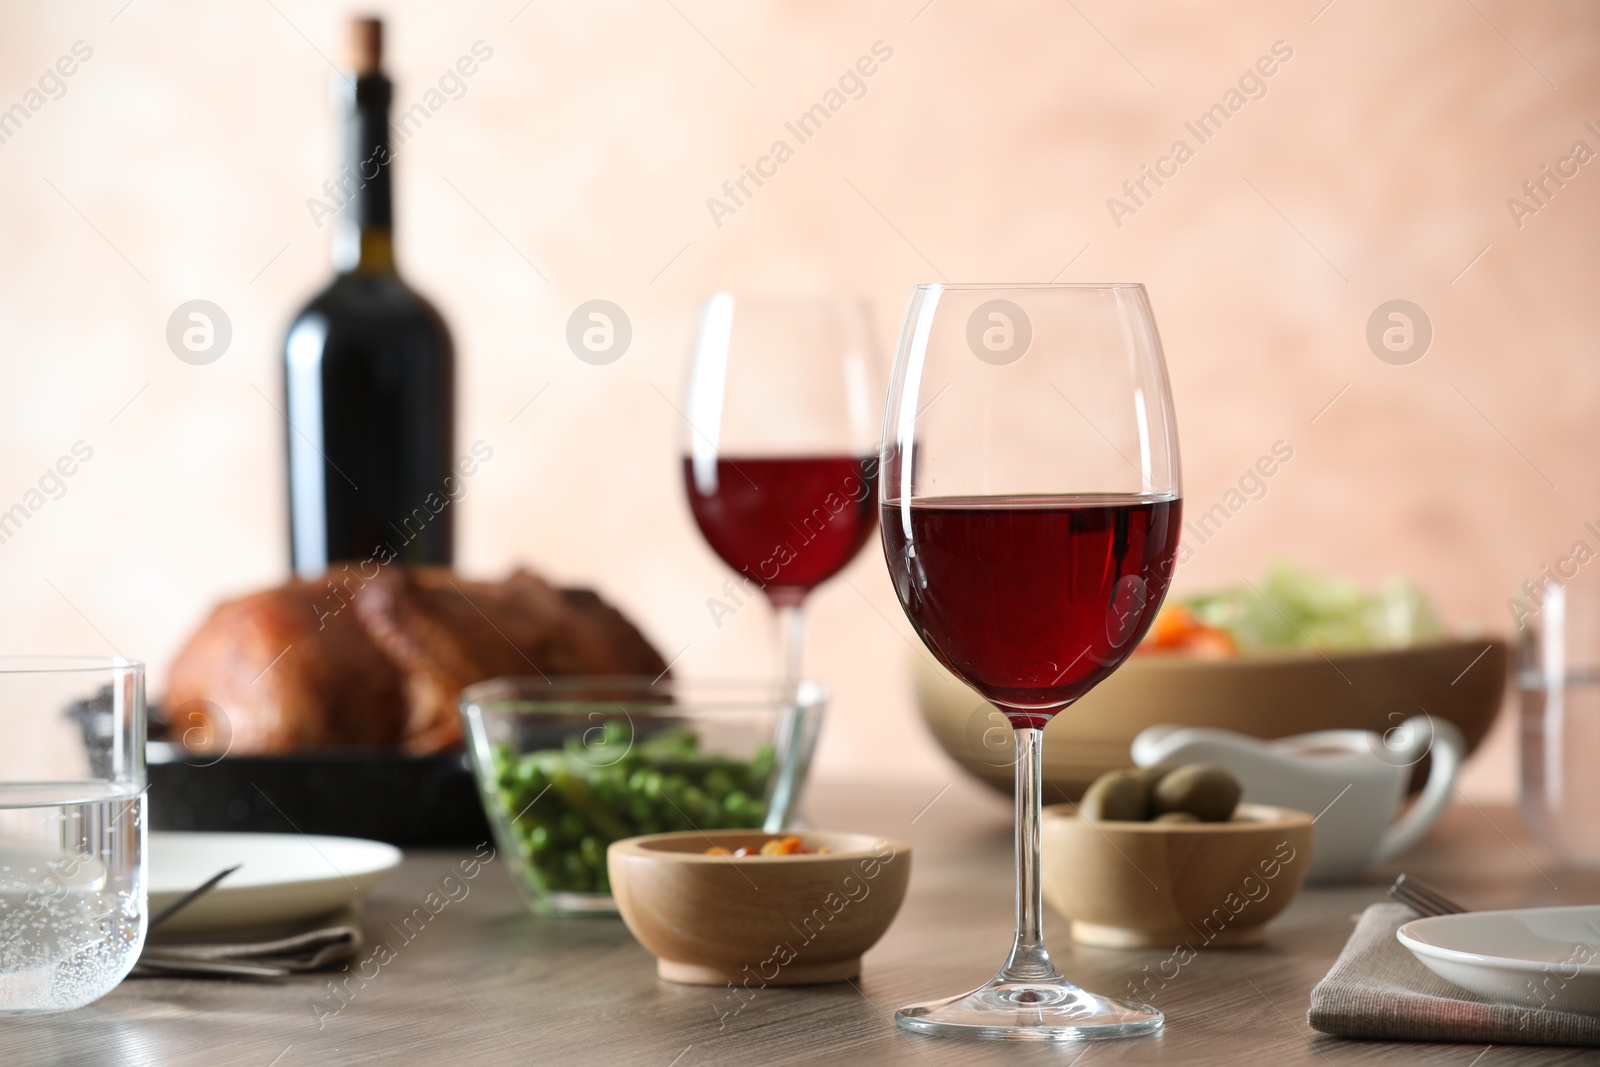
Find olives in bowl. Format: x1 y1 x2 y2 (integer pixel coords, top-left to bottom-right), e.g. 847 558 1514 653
1078 763 1243 824
1045 763 1312 947
1041 802 1315 948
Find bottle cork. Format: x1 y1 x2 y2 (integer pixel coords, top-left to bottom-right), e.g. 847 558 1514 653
349 17 383 76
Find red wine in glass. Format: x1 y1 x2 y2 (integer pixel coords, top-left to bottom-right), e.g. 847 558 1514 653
880 282 1181 1040
880 494 1181 727
682 295 882 836
684 455 878 606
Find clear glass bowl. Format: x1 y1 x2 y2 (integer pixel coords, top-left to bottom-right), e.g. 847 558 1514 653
459 678 825 916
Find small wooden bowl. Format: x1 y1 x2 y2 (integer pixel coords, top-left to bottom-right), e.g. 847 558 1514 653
608 830 911 986
1040 803 1314 949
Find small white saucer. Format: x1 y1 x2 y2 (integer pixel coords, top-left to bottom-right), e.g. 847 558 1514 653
1397 906 1600 1014
149 832 402 936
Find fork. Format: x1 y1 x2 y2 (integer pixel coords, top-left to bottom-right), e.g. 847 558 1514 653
146 863 242 932
135 862 290 978
1388 872 1469 917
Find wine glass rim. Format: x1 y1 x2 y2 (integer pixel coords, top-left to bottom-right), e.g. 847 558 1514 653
912 282 1147 292
700 292 872 308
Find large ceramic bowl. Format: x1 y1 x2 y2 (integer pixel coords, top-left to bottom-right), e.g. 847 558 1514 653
914 638 1507 801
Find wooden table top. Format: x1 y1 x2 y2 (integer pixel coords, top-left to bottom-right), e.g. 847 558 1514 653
7 776 1599 1066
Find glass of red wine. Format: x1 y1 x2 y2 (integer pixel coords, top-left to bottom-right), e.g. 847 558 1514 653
683 295 882 820
880 283 1182 1040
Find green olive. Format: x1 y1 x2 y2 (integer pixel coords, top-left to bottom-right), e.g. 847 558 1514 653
1128 763 1178 793
1153 810 1200 824
1151 764 1242 822
1078 770 1148 821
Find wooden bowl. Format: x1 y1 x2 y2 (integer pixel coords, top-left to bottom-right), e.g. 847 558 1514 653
914 637 1508 801
608 830 911 986
1040 803 1315 949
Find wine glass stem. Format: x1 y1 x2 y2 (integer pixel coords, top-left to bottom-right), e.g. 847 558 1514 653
763 600 809 834
774 601 807 698
1002 725 1061 983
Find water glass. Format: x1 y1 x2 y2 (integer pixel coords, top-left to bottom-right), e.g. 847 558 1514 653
1519 583 1600 865
0 657 146 1013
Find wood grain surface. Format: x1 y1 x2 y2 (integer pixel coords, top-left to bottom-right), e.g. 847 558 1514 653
3 777 1597 1066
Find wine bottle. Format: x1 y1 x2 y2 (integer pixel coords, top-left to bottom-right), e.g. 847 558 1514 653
284 17 455 578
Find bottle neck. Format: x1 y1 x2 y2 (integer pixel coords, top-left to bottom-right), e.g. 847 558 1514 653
332 72 396 276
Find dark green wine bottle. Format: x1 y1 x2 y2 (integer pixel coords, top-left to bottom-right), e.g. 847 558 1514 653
284 17 455 577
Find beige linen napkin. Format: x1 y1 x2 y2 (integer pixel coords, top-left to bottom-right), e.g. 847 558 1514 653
131 905 363 977
1308 903 1600 1047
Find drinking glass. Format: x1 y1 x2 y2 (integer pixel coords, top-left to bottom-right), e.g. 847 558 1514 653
1519 580 1600 865
0 657 146 1013
682 296 881 684
880 284 1182 1039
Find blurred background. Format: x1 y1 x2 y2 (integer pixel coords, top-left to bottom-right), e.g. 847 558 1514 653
1 0 1596 798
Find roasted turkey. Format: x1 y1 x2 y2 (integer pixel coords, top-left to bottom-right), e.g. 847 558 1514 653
165 567 669 756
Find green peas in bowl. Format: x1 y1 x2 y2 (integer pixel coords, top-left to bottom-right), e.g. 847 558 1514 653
461 679 825 916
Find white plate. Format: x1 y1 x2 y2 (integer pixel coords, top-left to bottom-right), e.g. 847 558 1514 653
1398 906 1600 1013
149 832 402 936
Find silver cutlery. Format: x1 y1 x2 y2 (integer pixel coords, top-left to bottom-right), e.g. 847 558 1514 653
146 862 241 932
1388 873 1469 917
135 862 291 979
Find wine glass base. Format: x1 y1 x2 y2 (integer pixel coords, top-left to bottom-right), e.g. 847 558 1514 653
895 975 1163 1041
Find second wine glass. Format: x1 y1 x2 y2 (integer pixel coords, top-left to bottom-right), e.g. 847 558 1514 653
682 295 882 817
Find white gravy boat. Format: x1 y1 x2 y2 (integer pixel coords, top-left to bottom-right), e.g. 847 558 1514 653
1131 715 1465 883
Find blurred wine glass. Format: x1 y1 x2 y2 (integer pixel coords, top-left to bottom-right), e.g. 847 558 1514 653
682 296 882 826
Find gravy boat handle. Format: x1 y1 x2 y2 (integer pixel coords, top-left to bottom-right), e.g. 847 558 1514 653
1370 715 1465 864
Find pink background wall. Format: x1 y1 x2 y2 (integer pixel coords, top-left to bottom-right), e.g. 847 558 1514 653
2 1 1597 799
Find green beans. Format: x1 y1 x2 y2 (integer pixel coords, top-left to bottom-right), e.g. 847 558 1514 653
489 727 775 895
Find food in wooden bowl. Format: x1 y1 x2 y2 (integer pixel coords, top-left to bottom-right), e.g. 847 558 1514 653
1040 802 1314 949
1078 763 1244 824
915 564 1507 800
609 830 910 986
